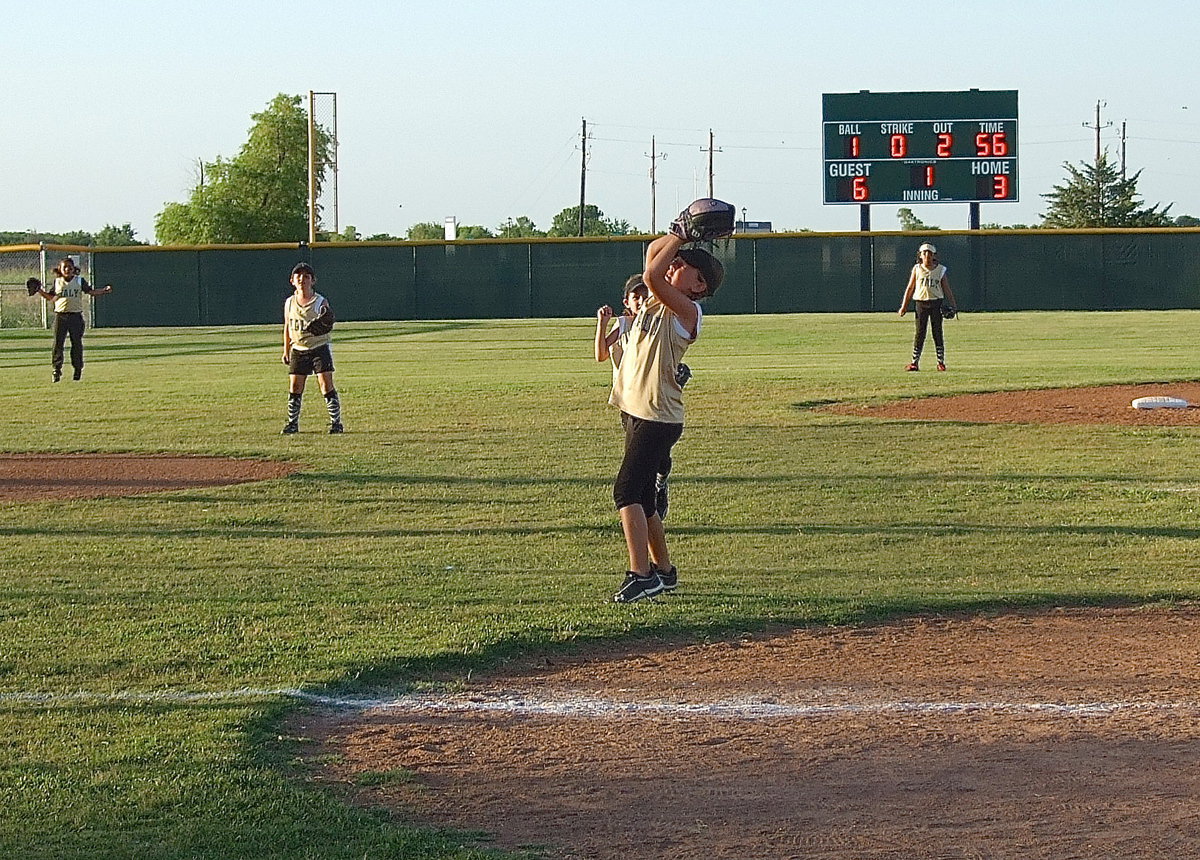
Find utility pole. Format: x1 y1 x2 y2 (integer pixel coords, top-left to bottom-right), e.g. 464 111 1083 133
1119 119 1127 179
645 136 667 232
701 129 721 198
578 117 587 237
1083 99 1111 165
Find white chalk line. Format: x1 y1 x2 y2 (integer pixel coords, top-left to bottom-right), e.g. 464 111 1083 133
4 687 1200 719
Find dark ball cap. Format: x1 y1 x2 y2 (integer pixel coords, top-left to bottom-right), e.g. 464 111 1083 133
676 248 724 297
291 262 315 276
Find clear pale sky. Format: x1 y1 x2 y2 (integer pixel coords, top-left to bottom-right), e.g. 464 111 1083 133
4 0 1198 241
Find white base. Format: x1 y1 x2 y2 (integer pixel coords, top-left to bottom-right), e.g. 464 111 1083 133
1131 395 1190 410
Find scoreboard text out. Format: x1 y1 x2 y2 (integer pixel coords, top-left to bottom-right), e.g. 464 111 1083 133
822 90 1019 205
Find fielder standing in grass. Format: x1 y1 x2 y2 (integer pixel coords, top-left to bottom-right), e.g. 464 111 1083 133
28 256 113 382
608 199 732 603
898 242 958 371
281 262 343 434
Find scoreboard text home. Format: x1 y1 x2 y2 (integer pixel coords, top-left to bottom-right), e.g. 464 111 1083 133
822 89 1018 205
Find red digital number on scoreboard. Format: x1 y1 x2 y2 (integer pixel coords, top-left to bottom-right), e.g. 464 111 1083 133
975 132 1008 157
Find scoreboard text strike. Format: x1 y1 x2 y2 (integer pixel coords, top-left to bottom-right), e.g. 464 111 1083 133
822 89 1018 205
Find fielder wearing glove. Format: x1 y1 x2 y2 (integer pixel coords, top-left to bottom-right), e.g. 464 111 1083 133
669 198 736 243
304 305 335 336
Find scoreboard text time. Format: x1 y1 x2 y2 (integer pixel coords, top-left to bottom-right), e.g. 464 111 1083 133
822 90 1018 205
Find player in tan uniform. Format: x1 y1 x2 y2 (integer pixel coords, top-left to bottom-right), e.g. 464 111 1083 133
609 237 723 603
31 256 112 382
597 275 685 521
899 242 958 371
281 262 343 434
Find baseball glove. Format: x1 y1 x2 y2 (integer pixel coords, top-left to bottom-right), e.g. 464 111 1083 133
941 304 957 320
675 362 692 387
669 198 736 243
304 306 335 336
25 278 41 296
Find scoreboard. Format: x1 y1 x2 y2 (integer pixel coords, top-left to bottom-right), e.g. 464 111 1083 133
822 89 1018 205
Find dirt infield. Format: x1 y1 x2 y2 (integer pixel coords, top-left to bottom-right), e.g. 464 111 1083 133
297 384 1200 858
0 453 299 501
306 606 1200 859
827 381 1200 425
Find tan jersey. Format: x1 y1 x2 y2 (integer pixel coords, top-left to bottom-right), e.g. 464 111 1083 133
609 295 700 423
285 292 332 351
912 263 947 301
51 275 88 313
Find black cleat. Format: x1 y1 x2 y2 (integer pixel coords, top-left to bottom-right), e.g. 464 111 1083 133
613 571 664 604
329 422 344 434
52 370 62 383
281 421 299 435
72 369 82 381
654 564 678 593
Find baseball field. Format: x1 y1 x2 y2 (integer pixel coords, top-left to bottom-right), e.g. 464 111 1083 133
3 310 1200 858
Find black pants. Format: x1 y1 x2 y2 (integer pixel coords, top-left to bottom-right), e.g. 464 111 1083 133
52 312 85 372
613 414 683 517
620 412 672 479
912 299 945 362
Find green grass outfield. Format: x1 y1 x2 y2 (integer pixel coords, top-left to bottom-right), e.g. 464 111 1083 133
2 310 1200 858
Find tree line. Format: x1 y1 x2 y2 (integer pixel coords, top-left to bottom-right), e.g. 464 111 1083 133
0 224 145 247
7 94 1196 247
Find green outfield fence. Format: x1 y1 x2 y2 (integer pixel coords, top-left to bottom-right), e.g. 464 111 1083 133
5 228 1200 327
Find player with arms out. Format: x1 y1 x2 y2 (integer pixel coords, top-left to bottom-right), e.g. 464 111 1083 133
27 256 113 382
609 198 732 603
281 262 343 434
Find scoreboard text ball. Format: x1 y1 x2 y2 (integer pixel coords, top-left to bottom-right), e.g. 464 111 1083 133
822 89 1018 205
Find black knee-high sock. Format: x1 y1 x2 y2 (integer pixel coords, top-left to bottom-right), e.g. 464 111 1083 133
324 389 341 424
287 392 302 424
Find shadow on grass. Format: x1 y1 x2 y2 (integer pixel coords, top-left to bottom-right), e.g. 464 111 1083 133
2 519 1199 542
290 590 1198 697
0 703 541 860
2 321 486 368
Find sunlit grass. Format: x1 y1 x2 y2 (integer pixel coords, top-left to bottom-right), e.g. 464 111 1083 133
2 311 1199 857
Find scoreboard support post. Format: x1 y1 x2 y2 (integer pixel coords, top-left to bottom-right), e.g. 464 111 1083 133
969 202 980 230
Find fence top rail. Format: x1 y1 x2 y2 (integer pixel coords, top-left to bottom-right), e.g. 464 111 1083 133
6 226 1200 257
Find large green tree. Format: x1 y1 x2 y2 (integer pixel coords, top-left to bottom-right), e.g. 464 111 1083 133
1041 153 1172 227
547 205 634 237
155 94 332 244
